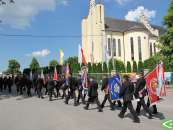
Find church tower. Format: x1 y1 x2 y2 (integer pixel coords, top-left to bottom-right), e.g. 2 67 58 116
82 0 105 63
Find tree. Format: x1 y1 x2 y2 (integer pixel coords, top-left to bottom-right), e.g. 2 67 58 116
7 59 21 74
102 62 108 73
97 63 102 73
30 57 40 73
159 1 173 70
64 56 80 73
133 61 138 72
127 61 131 73
138 61 144 72
49 60 58 68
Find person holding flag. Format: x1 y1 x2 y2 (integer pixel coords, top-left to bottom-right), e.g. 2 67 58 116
101 75 114 110
119 75 140 123
135 70 153 119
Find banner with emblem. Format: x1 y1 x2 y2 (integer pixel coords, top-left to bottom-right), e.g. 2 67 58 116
108 75 122 100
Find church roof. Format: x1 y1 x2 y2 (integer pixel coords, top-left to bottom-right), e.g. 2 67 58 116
104 17 166 36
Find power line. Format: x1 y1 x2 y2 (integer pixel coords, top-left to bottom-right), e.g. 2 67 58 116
0 33 104 39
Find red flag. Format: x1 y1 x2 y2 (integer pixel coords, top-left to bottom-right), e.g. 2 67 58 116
145 65 159 104
53 67 58 81
81 48 86 65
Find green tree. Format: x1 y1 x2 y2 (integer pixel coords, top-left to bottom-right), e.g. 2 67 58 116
97 63 102 73
133 61 138 72
138 61 144 72
159 1 173 71
127 61 131 73
49 60 58 68
7 59 21 74
103 62 108 73
30 57 40 73
64 56 80 73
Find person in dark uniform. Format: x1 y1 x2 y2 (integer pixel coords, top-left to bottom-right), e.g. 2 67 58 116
135 71 153 119
26 78 32 97
47 79 56 101
0 76 3 92
3 76 7 91
76 74 85 105
37 77 44 99
64 75 78 106
118 75 140 123
101 75 114 110
7 76 13 94
84 77 103 112
15 76 20 94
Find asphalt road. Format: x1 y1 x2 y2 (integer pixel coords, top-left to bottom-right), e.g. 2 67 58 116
0 87 173 130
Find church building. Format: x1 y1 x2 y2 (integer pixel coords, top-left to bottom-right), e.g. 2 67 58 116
81 0 165 64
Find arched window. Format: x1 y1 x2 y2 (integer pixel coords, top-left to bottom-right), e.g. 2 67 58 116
154 43 156 54
138 36 142 61
108 38 111 56
130 37 134 60
118 39 121 57
112 38 116 57
150 43 152 57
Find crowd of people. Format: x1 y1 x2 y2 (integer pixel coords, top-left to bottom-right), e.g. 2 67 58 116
0 67 159 123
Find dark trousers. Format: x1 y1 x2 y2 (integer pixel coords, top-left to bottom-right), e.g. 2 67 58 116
136 98 153 116
101 94 114 109
147 98 158 114
8 85 12 93
49 89 56 101
65 90 77 106
0 85 3 92
37 88 43 98
27 87 31 96
120 101 139 121
77 90 85 104
85 96 102 110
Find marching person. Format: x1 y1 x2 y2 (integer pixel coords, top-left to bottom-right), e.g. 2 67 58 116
47 77 56 101
118 75 140 123
84 77 103 112
37 77 44 99
101 75 114 110
76 74 85 105
0 76 3 92
135 71 153 119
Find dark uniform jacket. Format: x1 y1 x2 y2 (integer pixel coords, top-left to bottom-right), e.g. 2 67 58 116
119 80 134 102
134 77 147 99
101 78 109 91
88 80 98 97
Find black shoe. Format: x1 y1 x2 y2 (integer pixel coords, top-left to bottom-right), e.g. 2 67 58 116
98 109 103 112
64 101 68 104
133 119 140 123
84 106 88 110
118 114 124 118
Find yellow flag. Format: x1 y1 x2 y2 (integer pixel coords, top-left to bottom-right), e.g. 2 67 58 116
59 49 64 65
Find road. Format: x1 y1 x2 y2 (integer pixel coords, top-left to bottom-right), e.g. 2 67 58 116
0 87 173 130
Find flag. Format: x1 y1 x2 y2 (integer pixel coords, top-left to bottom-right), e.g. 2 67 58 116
157 62 166 97
53 67 58 81
108 75 122 100
41 70 45 80
145 65 159 104
81 48 87 65
78 44 82 64
59 49 64 65
81 70 88 89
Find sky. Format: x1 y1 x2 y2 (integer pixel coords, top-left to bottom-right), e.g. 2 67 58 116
0 0 170 72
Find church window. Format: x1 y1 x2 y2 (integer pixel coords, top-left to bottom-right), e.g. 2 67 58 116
138 36 142 61
130 37 134 60
150 43 153 57
118 39 121 57
113 38 116 57
108 38 111 56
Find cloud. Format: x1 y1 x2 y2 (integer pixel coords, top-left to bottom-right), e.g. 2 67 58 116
0 0 69 29
27 49 51 57
125 6 156 21
114 0 131 5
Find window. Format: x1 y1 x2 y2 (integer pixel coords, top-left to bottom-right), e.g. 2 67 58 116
154 43 156 54
118 39 121 57
108 38 111 56
130 37 134 60
112 38 116 57
150 43 152 57
138 36 142 61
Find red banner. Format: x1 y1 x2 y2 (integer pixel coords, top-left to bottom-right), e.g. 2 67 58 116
53 67 58 81
145 66 159 104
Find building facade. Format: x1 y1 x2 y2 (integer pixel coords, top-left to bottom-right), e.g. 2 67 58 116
81 0 165 64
